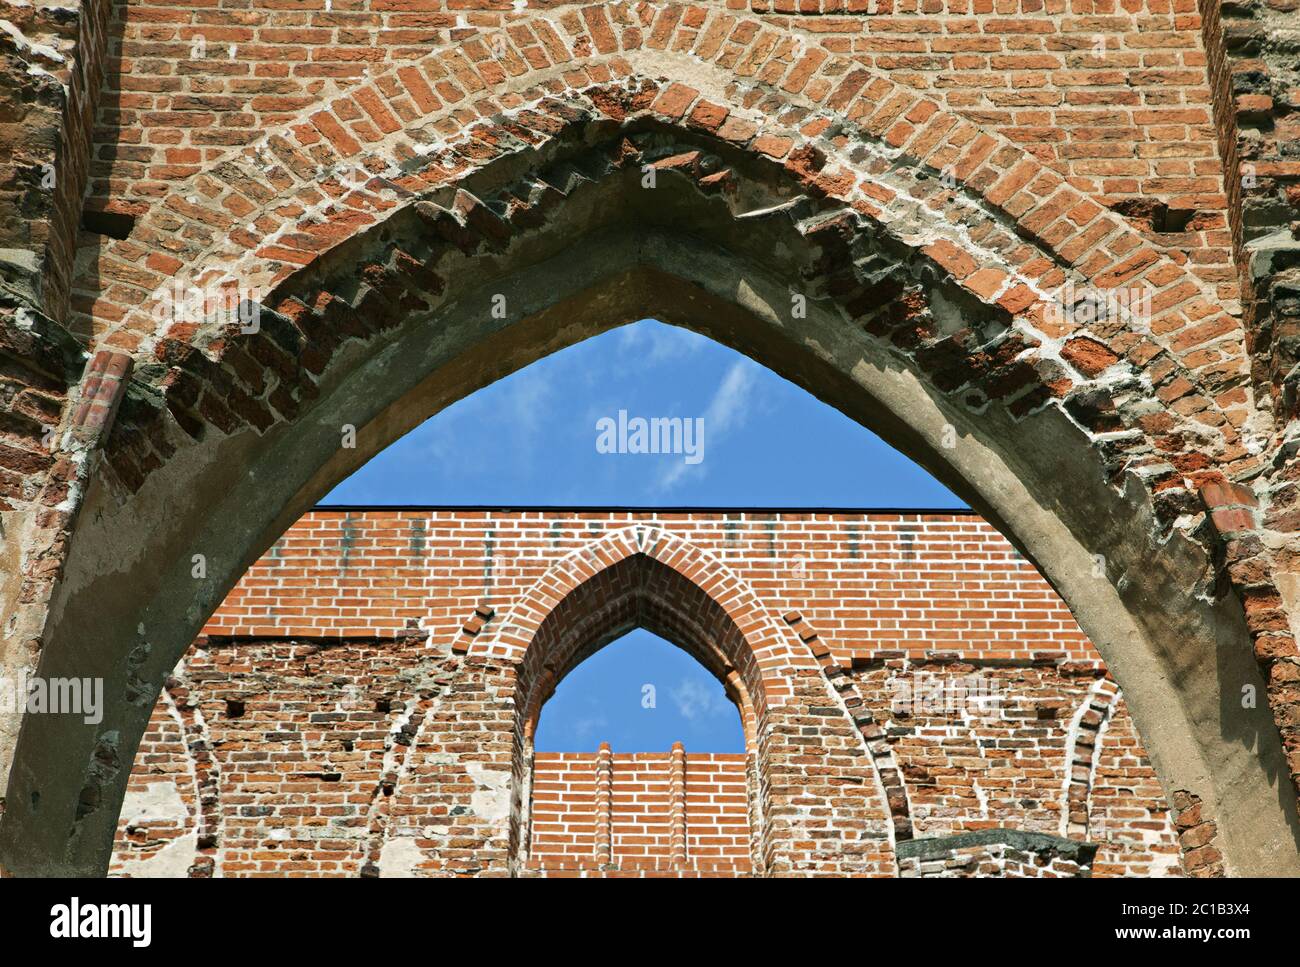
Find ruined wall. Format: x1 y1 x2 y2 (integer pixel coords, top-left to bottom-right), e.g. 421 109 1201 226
896 830 1097 877
110 508 1182 877
6 0 1300 878
110 634 438 878
1201 0 1300 414
0 0 114 800
851 660 1183 876
1 0 109 322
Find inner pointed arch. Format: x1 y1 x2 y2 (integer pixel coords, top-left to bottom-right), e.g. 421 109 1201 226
516 552 764 750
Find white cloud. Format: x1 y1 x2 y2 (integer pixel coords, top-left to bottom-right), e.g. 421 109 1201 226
419 362 554 473
569 714 609 740
670 678 731 721
616 319 708 366
655 357 760 493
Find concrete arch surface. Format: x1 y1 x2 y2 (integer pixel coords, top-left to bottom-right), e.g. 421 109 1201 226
0 67 1296 874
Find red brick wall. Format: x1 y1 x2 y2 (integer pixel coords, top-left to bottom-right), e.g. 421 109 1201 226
203 508 1093 661
1090 697 1183 877
78 0 1239 346
111 636 438 878
528 751 752 875
108 508 1185 877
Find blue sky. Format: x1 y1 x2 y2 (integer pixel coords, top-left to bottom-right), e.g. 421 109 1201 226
532 631 748 753
325 319 962 750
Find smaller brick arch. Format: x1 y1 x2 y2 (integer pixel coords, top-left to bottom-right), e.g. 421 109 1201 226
1061 676 1122 842
463 526 894 874
472 524 819 714
513 556 762 748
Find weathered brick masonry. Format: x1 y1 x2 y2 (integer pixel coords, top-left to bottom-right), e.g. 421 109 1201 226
109 509 1182 877
2 0 1300 876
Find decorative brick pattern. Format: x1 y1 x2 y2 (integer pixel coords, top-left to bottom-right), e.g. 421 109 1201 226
1063 676 1120 839
78 0 1240 330
69 350 132 437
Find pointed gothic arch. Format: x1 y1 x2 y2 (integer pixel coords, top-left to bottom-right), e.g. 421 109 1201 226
472 524 817 698
1 23 1296 875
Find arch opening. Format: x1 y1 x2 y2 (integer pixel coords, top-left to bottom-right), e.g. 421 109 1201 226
513 553 769 747
508 552 772 876
531 630 747 754
526 627 753 877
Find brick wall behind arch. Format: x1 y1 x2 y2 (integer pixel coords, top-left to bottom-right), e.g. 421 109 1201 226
201 508 1094 660
110 507 1184 877
527 751 754 876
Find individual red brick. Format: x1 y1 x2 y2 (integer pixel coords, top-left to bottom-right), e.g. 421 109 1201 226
1061 336 1120 377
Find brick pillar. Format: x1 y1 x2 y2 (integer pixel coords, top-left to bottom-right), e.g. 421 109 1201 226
670 741 687 869
595 741 612 868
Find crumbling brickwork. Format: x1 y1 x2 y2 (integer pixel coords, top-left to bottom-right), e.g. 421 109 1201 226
896 829 1097 877
1200 0 1300 414
0 0 109 323
109 508 1182 877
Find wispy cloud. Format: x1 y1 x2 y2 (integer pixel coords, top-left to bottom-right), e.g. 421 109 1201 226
616 319 708 366
670 678 732 721
420 363 554 473
655 358 760 493
569 714 609 740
